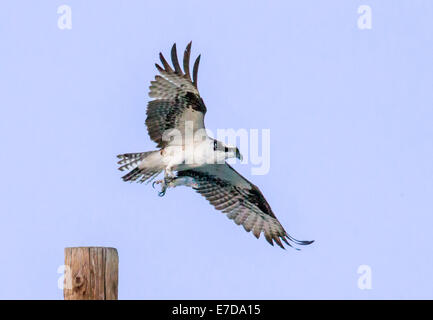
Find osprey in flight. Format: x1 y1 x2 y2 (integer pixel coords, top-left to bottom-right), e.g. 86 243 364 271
117 42 313 249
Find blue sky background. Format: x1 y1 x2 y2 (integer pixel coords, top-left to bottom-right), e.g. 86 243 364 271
1 0 432 299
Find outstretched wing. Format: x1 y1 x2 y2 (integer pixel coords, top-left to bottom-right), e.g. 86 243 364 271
146 42 207 148
177 164 314 249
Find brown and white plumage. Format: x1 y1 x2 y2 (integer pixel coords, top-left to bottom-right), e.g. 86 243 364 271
146 42 206 148
177 164 313 249
118 42 314 250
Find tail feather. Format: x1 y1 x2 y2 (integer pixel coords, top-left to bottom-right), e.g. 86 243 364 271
117 151 162 184
121 167 159 183
117 152 153 171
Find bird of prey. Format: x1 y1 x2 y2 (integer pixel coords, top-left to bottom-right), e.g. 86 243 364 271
117 42 313 249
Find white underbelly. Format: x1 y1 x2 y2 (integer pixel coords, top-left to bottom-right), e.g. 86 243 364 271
163 139 222 169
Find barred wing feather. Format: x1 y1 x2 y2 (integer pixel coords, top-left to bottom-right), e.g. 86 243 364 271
178 164 314 249
146 42 207 148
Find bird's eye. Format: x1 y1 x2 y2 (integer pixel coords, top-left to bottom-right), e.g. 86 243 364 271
224 147 229 153
213 140 217 151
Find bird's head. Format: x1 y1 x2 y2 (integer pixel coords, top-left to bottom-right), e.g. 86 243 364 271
213 139 243 162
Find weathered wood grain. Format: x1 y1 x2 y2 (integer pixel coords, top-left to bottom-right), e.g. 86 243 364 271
105 248 119 300
64 247 118 300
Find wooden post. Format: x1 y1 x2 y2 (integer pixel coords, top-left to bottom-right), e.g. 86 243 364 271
64 247 119 300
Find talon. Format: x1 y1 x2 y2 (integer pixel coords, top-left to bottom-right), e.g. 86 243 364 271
152 179 163 189
152 176 175 197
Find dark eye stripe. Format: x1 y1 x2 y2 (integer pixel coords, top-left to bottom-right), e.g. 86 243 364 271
213 140 217 151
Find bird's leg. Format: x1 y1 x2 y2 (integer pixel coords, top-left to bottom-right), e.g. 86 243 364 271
152 167 176 197
164 166 176 180
152 175 198 197
152 178 174 197
158 183 168 197
152 179 168 197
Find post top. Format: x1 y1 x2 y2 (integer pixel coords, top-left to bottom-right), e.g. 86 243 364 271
65 247 118 251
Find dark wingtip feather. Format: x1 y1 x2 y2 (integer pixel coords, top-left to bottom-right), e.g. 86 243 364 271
274 237 285 249
183 41 192 80
264 233 274 246
171 43 183 75
155 63 164 73
286 234 315 246
302 240 315 245
277 234 314 251
159 53 173 73
192 54 201 88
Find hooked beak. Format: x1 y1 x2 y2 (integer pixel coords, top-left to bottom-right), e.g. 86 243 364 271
236 149 243 161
